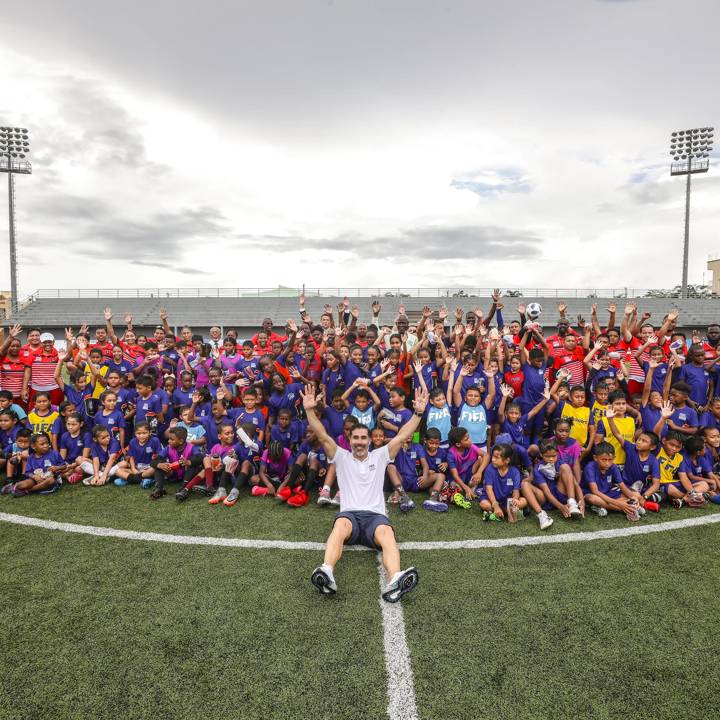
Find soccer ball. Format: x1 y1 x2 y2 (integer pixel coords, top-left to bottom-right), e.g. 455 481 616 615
526 302 543 319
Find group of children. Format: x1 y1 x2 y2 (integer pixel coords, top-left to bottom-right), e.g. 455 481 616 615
1 294 720 529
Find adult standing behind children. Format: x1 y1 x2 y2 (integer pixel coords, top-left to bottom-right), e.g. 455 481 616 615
303 385 429 603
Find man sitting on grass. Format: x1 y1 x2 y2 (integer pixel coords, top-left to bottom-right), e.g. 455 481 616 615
303 385 429 603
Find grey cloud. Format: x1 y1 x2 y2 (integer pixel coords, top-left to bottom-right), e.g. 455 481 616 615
131 260 210 276
2 1 718 142
238 225 543 261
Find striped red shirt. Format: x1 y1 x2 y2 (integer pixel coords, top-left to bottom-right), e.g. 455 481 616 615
0 355 30 396
30 352 60 390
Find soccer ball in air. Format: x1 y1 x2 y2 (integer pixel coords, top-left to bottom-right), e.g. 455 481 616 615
526 302 543 319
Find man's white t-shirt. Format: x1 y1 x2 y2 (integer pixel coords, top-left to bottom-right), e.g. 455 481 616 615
329 444 391 517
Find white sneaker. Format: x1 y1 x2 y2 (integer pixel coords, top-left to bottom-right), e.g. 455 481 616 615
329 491 341 507
537 511 553 531
630 481 643 493
590 506 608 517
567 498 583 518
317 487 332 506
382 567 419 603
311 565 337 595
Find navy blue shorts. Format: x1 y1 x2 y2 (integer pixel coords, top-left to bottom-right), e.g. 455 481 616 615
400 475 422 492
335 511 394 549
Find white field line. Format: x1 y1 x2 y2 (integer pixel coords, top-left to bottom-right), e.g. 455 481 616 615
377 558 419 720
1 510 720 551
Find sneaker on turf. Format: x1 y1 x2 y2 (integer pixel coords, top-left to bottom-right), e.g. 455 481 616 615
382 567 419 603
422 498 448 512
311 566 337 595
276 486 293 502
317 487 332 506
590 506 608 517
1 482 15 495
399 494 415 513
149 487 166 500
114 477 128 487
287 489 310 507
329 491 341 506
82 476 92 486
223 488 240 507
11 485 28 497
671 498 683 509
175 487 190 502
251 485 269 497
568 498 583 518
67 471 83 485
537 510 553 530
208 487 228 505
452 492 471 510
140 478 154 490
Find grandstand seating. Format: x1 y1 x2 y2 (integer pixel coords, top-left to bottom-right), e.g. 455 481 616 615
8 293 719 335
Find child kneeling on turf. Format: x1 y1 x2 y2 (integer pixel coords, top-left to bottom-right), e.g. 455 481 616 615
446 426 488 509
2 432 66 497
478 443 554 529
150 427 203 500
582 442 641 520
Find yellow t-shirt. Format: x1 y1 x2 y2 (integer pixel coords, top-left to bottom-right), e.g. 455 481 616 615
591 401 607 426
562 403 591 446
599 416 635 466
657 448 683 484
83 364 109 400
28 410 60 436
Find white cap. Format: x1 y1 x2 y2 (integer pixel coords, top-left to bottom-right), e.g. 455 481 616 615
40 332 55 343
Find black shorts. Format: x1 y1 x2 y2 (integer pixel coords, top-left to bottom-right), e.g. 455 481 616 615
335 511 394 549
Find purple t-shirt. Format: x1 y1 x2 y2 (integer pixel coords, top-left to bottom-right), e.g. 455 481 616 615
260 446 292 477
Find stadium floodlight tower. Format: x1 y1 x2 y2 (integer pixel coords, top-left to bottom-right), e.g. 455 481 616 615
0 126 31 315
669 127 713 299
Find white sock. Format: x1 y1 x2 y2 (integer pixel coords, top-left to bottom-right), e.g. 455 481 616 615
322 485 331 493
389 571 403 584
321 563 335 580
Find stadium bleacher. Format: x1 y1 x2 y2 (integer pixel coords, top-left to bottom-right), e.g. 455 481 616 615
6 289 718 337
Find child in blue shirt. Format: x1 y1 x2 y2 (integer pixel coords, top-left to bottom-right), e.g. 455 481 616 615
1 432 66 497
582 442 640 520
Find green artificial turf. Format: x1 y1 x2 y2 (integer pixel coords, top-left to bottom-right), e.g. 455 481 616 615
2 483 719 544
0 525 388 720
402 522 720 720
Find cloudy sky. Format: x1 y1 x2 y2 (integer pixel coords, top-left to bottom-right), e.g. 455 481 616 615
0 0 718 298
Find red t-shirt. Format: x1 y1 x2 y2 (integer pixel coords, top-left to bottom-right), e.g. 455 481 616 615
552 347 586 386
504 369 524 398
0 354 30 396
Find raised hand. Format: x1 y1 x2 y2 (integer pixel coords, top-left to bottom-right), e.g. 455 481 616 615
191 391 202 404
421 305 432 318
76 336 88 351
64 327 73 342
517 303 526 316
577 315 586 329
79 323 89 336
103 307 113 321
300 387 320 411
604 406 616 419
438 306 448 321
343 296 350 310
667 309 679 322
412 386 429 414
299 292 305 307
500 384 514 398
9 323 22 338
607 302 616 314
454 307 464 322
350 304 360 319
413 360 422 374
216 386 226 402
492 288 502 302
287 318 298 333
323 304 333 315
337 300 345 312
123 312 133 325
488 327 499 341
371 300 382 315
159 307 168 321
591 303 598 315
557 302 567 314
661 401 674 419
398 303 406 316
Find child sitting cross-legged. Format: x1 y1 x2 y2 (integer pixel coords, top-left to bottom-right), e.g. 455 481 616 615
477 442 554 530
1 432 66 497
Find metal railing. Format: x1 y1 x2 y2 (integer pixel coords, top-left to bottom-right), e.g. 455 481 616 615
23 287 679 302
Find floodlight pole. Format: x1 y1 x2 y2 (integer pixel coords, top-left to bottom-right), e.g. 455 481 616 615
7 170 18 315
681 168 691 299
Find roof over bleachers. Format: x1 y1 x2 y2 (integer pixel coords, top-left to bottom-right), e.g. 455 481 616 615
8 288 720 330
